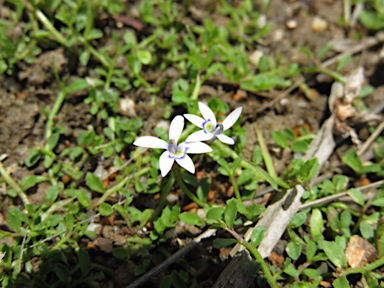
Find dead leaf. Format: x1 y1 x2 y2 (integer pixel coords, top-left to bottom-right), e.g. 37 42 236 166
345 235 378 268
268 251 285 264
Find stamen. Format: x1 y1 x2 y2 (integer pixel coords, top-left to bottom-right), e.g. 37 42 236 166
168 139 178 154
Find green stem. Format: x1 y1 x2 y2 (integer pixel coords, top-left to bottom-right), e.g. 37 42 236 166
174 171 207 207
34 9 67 46
150 173 175 221
78 36 110 67
254 123 276 178
45 89 66 142
0 160 30 206
211 141 251 169
241 241 279 288
342 256 384 276
229 174 241 200
93 167 151 208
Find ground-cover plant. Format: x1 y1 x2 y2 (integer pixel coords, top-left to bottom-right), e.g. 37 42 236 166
1 0 384 287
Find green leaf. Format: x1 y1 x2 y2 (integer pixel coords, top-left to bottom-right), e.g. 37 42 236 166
224 199 237 229
99 203 113 216
347 188 364 206
336 54 352 71
297 158 319 183
291 139 309 153
160 275 172 288
54 263 69 283
252 146 262 165
85 172 106 193
251 165 278 190
333 275 349 288
78 249 90 277
306 240 317 262
303 268 321 281
371 198 384 207
310 208 324 241
76 189 92 208
286 242 302 260
290 211 307 228
44 185 60 203
66 78 89 93
7 208 22 232
206 206 224 221
342 150 363 173
246 204 265 219
213 238 238 249
272 130 288 148
250 226 265 247
360 221 374 239
179 212 204 226
322 241 348 268
137 50 152 65
237 168 255 186
25 148 42 167
112 247 130 261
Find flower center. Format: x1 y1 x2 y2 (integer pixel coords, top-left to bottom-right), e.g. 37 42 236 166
203 119 215 133
168 139 185 158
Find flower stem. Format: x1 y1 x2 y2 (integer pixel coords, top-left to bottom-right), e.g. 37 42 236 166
174 171 207 207
240 241 279 288
150 173 175 221
229 174 241 200
212 141 251 169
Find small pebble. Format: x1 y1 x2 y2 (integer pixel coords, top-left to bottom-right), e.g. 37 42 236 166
286 19 298 29
248 50 264 67
312 16 327 32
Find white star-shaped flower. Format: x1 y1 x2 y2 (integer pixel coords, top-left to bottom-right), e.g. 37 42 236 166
184 102 242 145
133 115 212 177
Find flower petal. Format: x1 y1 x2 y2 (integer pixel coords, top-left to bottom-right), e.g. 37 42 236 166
183 114 205 128
217 134 235 145
169 115 184 144
198 102 217 127
159 151 175 177
175 155 195 174
180 141 213 154
133 136 168 149
221 107 242 131
185 130 214 142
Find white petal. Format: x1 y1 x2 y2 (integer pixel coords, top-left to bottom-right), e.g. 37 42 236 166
175 155 195 174
159 151 175 177
217 134 235 145
198 102 217 127
169 115 184 144
221 107 242 131
180 141 213 154
185 130 214 142
133 136 168 149
183 114 205 128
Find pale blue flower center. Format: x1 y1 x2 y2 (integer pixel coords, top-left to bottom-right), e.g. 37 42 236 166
168 139 187 159
203 119 215 133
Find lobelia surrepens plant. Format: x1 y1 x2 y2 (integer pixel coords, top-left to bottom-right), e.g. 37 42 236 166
133 101 242 209
133 102 242 177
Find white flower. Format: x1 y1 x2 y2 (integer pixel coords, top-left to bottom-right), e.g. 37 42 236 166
184 102 242 145
133 115 212 177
